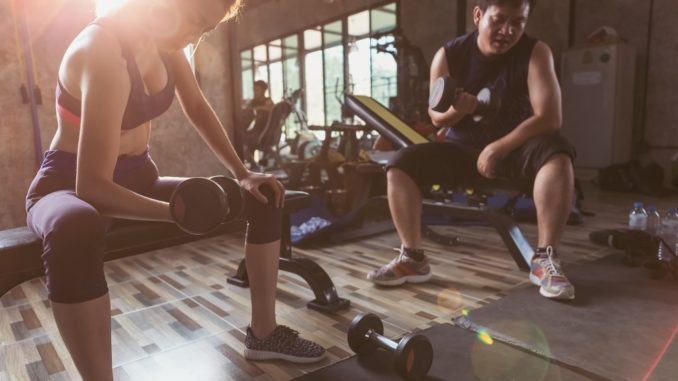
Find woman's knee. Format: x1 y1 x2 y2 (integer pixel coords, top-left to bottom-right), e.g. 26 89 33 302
42 207 108 303
243 184 282 244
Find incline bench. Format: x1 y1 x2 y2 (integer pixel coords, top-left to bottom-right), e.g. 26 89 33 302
0 191 350 312
346 94 533 271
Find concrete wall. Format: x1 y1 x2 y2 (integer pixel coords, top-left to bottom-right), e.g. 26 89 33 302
0 0 236 229
643 0 678 180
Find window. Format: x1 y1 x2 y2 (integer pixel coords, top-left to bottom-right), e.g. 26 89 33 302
241 50 253 101
323 21 344 126
239 2 398 132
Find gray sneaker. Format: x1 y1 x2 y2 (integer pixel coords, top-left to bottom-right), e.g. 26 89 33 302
367 252 432 286
244 325 326 363
529 246 575 300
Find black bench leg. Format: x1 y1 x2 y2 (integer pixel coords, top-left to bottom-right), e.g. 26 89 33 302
422 225 459 246
227 214 350 313
486 213 533 271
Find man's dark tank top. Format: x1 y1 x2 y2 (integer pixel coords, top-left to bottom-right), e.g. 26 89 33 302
443 30 537 148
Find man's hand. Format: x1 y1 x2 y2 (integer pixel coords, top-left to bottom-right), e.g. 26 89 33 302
452 88 478 115
238 171 285 208
477 142 510 178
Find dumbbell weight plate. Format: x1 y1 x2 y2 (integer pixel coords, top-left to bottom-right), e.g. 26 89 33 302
209 176 245 221
348 313 384 356
429 76 458 113
394 334 434 381
170 178 227 235
473 87 501 122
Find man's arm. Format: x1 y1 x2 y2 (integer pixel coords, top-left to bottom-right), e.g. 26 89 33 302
491 41 562 153
428 47 478 128
476 41 561 178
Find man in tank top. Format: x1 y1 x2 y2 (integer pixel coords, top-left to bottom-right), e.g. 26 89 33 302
368 0 577 301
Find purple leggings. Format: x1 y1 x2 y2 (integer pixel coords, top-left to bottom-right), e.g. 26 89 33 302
26 149 281 303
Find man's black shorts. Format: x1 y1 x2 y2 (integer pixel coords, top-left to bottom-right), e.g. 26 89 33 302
385 134 576 191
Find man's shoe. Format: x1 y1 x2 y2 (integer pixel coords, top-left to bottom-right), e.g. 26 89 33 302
529 246 575 300
367 252 432 286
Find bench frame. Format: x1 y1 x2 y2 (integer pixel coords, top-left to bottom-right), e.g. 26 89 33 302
0 193 350 312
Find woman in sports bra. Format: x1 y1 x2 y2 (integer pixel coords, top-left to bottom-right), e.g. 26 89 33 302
25 1 325 379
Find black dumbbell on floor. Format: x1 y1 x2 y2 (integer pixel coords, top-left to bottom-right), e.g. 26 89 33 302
348 313 433 380
169 176 245 235
428 76 500 122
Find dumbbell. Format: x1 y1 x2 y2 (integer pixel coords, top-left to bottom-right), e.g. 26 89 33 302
348 313 433 380
428 76 501 122
169 176 244 235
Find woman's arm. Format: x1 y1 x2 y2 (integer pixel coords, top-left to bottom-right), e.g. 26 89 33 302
167 51 284 206
75 31 171 221
168 51 248 179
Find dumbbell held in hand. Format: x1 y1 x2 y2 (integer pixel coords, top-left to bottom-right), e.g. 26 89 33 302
348 313 433 380
428 76 500 122
169 177 244 235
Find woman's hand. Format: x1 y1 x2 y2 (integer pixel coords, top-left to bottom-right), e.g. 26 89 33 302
238 171 285 208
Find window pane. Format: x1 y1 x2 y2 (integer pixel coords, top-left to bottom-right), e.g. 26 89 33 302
324 20 342 47
254 64 269 83
269 61 283 103
348 10 369 37
283 56 301 134
348 38 371 97
241 50 252 70
269 39 282 61
305 50 325 126
253 44 267 62
283 34 299 59
324 45 344 125
284 34 298 49
304 28 322 51
371 35 397 107
241 50 253 101
371 4 397 34
242 69 253 101
253 44 268 84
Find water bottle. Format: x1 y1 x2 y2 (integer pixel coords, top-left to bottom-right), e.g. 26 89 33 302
628 202 647 231
646 205 661 236
658 208 678 262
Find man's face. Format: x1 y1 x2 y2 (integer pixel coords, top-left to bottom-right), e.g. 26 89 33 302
474 3 529 57
253 85 266 99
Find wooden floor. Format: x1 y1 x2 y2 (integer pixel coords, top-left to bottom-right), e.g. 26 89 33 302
0 183 674 381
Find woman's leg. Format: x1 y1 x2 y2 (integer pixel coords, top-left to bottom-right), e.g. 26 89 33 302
147 176 282 338
27 190 112 381
244 240 279 339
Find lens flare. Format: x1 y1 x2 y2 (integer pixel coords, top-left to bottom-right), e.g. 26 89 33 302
476 329 494 345
470 319 553 381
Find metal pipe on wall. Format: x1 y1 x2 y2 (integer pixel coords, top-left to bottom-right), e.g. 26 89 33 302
12 0 43 170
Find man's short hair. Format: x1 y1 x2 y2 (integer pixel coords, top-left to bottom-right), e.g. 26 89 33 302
476 0 536 14
253 80 268 91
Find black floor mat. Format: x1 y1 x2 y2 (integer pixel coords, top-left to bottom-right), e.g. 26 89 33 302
294 323 597 380
455 254 678 381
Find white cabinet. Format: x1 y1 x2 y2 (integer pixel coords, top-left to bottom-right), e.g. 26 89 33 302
560 43 636 168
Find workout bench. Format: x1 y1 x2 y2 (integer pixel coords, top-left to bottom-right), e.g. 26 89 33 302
346 94 533 271
0 191 350 312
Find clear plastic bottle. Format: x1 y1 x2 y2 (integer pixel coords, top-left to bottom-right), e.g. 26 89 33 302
646 205 661 236
628 202 648 231
658 208 678 262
